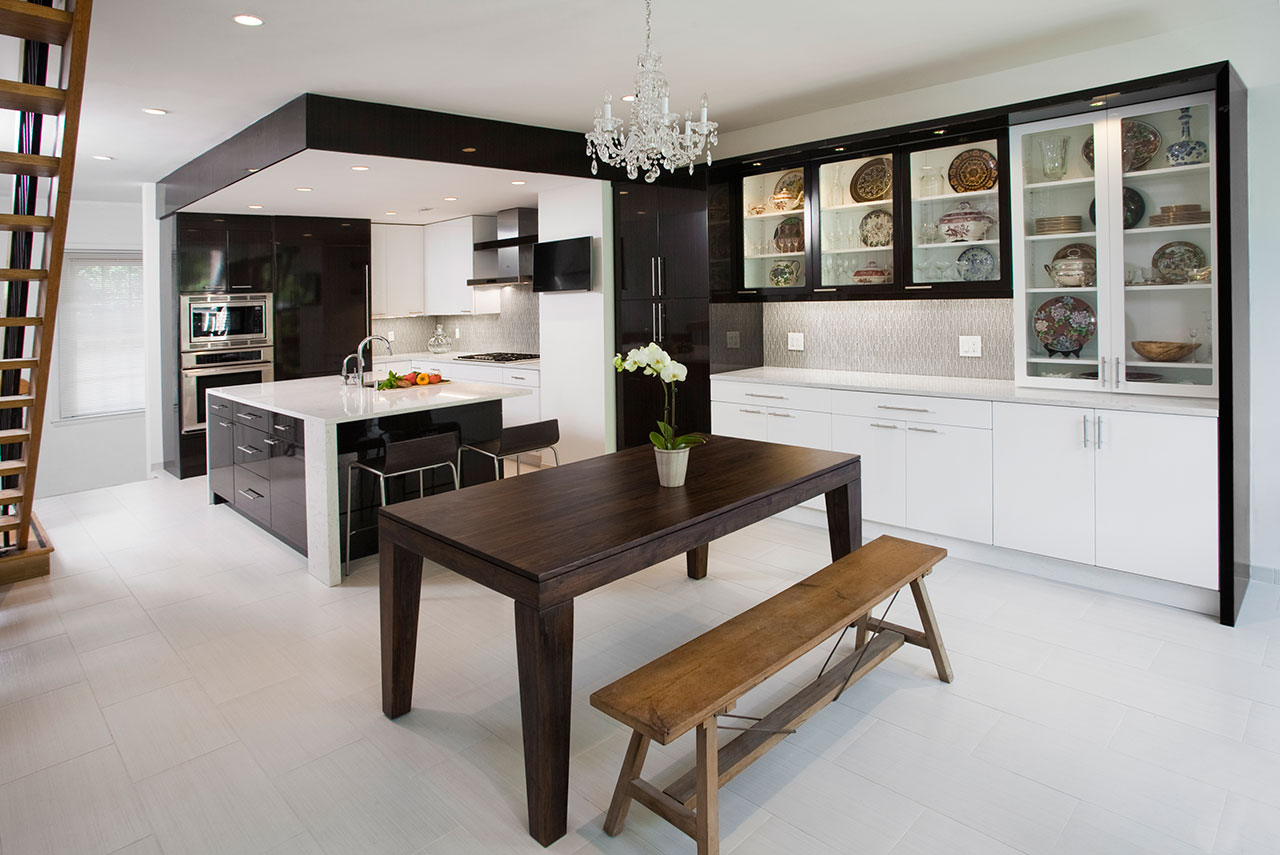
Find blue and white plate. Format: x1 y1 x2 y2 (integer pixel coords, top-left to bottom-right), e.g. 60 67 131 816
957 246 996 281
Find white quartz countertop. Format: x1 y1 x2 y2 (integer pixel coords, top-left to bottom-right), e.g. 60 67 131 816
210 375 529 425
373 352 541 369
712 366 1219 417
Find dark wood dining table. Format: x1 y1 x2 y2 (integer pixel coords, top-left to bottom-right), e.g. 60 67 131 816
378 435 861 846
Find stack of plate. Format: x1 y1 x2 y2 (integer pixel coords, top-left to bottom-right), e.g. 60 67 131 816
1035 216 1083 235
1148 204 1210 227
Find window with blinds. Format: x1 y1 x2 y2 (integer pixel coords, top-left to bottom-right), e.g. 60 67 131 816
57 254 145 419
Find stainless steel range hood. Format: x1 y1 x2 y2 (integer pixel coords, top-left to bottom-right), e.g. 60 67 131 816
467 207 537 286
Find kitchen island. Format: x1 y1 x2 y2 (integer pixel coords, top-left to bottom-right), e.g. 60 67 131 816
206 375 530 585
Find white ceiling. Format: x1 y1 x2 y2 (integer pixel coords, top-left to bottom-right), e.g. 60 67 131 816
72 0 1236 206
183 150 594 224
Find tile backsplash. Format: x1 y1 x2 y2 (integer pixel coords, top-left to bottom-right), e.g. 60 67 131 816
371 284 540 354
760 299 1014 379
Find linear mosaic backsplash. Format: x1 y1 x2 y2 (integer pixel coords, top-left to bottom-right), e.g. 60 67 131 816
760 299 1014 379
371 283 540 354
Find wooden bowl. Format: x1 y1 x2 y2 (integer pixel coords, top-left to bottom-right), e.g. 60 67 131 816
1131 340 1201 362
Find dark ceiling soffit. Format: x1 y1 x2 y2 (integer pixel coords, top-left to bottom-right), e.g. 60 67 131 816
156 95 309 218
712 61 1231 173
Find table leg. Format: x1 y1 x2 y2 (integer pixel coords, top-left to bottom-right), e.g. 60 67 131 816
824 478 862 560
686 543 709 580
380 541 423 718
514 599 574 846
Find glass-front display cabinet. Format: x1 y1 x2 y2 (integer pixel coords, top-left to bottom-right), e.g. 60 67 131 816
908 138 1004 290
817 153 894 289
1010 92 1217 398
740 167 807 292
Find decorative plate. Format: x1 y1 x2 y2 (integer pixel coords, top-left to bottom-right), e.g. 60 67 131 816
1152 241 1207 283
771 170 805 211
772 216 804 253
858 209 893 247
1088 186 1145 229
1081 120 1162 171
769 260 801 287
1052 243 1096 262
947 148 999 193
850 157 892 202
1033 294 1097 357
957 246 996 281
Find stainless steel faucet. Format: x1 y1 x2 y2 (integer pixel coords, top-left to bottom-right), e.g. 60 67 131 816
341 353 360 385
355 335 392 387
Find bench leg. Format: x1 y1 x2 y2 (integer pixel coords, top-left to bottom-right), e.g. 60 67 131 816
853 613 870 650
695 718 719 855
910 577 953 683
604 730 650 836
687 543 709 580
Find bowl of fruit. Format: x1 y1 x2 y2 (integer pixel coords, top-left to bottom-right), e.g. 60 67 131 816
374 369 445 390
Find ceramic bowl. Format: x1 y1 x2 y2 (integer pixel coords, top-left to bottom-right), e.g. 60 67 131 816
1131 340 1200 362
851 262 892 285
1044 258 1097 288
938 202 995 242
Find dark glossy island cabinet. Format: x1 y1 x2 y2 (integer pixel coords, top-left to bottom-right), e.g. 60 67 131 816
208 394 307 555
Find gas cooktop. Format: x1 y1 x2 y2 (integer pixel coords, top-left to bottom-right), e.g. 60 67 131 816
455 352 539 363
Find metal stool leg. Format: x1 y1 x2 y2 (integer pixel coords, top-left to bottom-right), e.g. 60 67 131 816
446 461 460 490
550 446 559 467
344 463 355 577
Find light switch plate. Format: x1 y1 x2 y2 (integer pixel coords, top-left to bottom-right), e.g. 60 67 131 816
959 335 982 357
726 330 741 349
787 332 805 351
386 330 396 342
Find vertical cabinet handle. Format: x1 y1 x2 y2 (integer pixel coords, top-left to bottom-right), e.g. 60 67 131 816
1100 358 1107 386
1096 415 1103 449
1082 414 1090 448
658 257 666 296
651 303 658 341
1114 357 1121 386
659 303 665 342
650 257 658 296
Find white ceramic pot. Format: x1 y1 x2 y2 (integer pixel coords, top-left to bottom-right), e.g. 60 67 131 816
654 447 690 488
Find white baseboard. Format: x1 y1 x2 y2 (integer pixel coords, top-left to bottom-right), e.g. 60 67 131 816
776 505 1219 617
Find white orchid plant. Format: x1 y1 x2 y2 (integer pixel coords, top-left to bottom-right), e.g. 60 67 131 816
614 343 707 451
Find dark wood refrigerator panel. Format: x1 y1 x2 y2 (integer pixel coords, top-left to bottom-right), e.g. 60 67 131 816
616 298 710 449
616 184 662 301
615 184 709 301
273 218 371 380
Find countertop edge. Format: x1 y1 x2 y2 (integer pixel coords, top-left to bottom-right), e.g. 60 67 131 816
711 367 1218 417
208 379 530 425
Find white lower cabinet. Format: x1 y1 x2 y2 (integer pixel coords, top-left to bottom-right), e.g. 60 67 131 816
831 416 906 527
711 391 829 510
993 402 1218 588
412 360 539 428
710 401 767 442
905 423 992 544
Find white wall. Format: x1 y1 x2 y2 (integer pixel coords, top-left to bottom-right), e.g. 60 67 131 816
537 182 615 463
718 4 1280 573
36 199 147 497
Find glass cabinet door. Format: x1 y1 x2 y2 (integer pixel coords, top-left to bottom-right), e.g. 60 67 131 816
1011 117 1110 388
908 139 1002 288
1110 94 1217 395
817 153 894 288
741 167 807 291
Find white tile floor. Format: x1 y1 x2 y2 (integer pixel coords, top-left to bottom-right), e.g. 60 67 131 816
1 471 1278 855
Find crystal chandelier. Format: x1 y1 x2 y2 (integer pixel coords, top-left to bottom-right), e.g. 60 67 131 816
585 0 718 183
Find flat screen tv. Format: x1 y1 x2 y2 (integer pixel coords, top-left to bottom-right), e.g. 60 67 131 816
533 236 592 292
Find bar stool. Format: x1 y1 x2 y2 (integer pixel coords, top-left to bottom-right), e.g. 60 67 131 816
345 431 460 575
462 419 560 479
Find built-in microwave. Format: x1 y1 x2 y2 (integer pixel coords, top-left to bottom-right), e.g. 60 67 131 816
180 292 273 352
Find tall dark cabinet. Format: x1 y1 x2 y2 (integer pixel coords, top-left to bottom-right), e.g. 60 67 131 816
613 182 711 449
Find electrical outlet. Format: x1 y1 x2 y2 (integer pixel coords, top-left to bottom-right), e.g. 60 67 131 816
959 335 982 357
386 329 396 342
787 332 805 351
454 327 461 339
726 330 741 349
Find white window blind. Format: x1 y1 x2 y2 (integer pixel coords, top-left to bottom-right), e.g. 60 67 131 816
57 253 144 419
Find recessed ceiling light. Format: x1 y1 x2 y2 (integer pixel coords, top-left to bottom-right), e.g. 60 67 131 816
751 162 762 167
142 108 167 115
295 187 312 192
511 180 526 185
461 147 477 153
443 196 458 201
92 154 113 161
933 129 945 135
248 204 263 209
621 94 636 102
233 14 263 26
618 190 629 195
1090 100 1106 107
351 165 370 171
834 147 845 152
246 168 258 173
384 211 397 215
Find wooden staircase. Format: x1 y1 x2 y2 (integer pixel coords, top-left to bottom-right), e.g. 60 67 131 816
0 0 92 584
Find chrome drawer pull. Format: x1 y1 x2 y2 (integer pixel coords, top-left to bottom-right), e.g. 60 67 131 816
272 423 291 431
877 405 929 412
235 445 261 455
236 412 260 420
237 488 263 501
745 393 786 400
907 426 938 433
262 438 280 446
509 375 525 380
869 423 899 429
217 421 231 429
738 408 763 415
210 403 228 411
768 412 796 418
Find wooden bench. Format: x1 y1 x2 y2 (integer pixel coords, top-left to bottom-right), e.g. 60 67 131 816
589 535 952 855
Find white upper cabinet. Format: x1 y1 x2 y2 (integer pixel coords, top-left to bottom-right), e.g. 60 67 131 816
424 216 499 316
1010 92 1218 397
370 223 425 318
